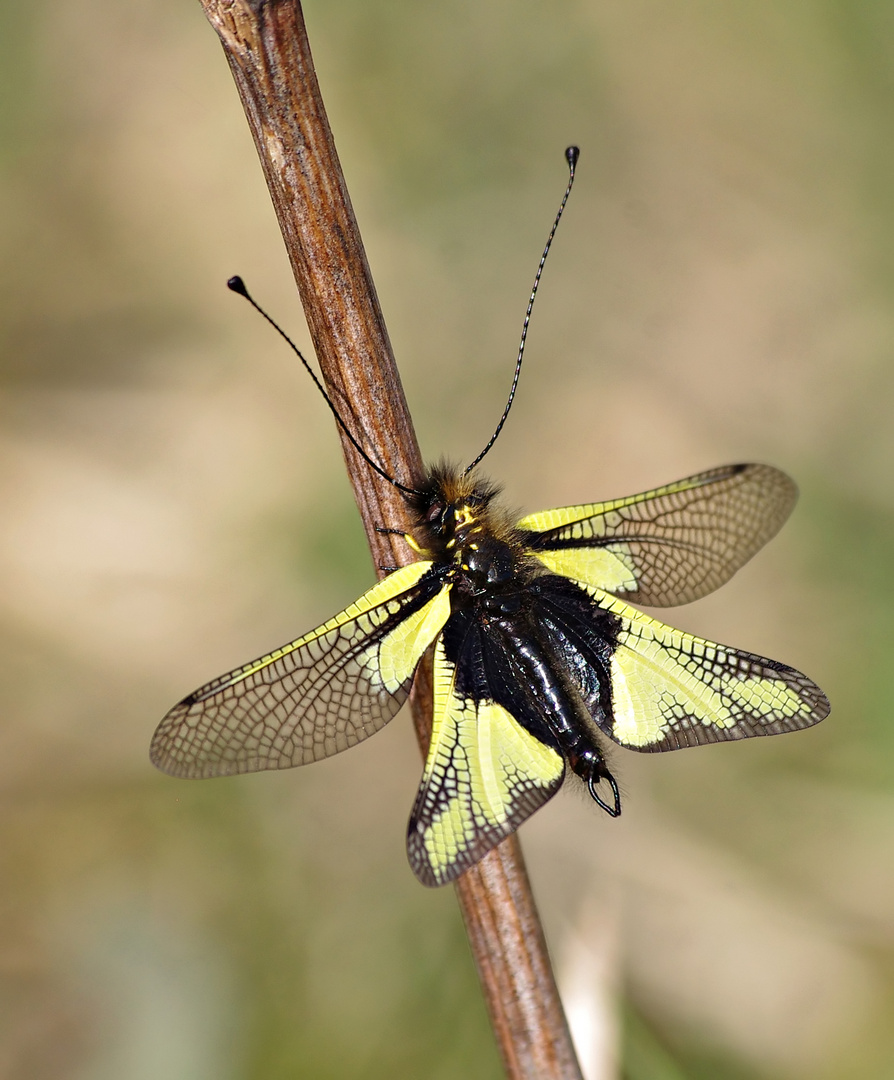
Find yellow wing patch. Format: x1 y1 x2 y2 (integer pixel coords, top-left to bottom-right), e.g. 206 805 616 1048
585 588 829 751
151 561 450 778
518 463 797 607
373 577 453 691
407 640 565 887
531 546 638 594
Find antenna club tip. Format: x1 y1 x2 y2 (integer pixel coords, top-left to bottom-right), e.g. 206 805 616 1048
565 146 580 169
227 275 249 297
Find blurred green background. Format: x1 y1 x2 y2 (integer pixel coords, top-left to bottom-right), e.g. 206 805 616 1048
3 1 893 1077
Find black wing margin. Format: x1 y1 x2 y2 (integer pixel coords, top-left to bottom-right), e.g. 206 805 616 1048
527 574 829 754
406 610 566 886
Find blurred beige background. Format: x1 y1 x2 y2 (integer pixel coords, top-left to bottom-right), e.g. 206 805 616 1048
2 2 892 1078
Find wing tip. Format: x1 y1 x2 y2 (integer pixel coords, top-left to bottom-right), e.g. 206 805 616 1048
406 827 452 888
406 816 487 888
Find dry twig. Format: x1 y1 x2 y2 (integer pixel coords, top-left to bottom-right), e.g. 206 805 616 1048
195 2 583 1076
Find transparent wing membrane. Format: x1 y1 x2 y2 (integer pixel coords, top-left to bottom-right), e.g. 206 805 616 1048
151 562 449 778
586 587 829 752
519 463 797 606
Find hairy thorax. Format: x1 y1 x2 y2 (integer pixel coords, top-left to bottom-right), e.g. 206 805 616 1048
407 465 536 616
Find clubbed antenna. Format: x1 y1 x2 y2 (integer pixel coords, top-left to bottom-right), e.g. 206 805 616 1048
226 276 419 495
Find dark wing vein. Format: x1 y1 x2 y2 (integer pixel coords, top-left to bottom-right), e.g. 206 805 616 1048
518 463 797 606
151 562 446 779
406 616 565 886
590 587 830 752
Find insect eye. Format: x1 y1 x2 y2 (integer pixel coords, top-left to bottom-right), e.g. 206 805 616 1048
425 501 444 525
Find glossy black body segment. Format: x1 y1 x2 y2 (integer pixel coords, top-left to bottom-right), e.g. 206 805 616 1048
440 572 623 800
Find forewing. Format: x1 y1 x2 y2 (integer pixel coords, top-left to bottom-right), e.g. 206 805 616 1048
151 561 450 778
407 635 565 887
577 586 829 752
517 463 797 606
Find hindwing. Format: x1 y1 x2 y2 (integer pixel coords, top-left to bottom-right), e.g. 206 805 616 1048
600 591 829 750
518 463 796 606
151 561 450 778
407 629 565 887
533 575 829 752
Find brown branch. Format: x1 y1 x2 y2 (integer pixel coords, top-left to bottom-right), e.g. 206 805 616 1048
196 2 583 1076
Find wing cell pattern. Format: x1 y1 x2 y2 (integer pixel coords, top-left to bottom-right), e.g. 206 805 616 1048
518 463 797 606
585 587 830 751
151 561 449 778
407 638 565 887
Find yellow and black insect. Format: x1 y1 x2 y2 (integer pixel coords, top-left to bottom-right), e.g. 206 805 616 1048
151 148 829 887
